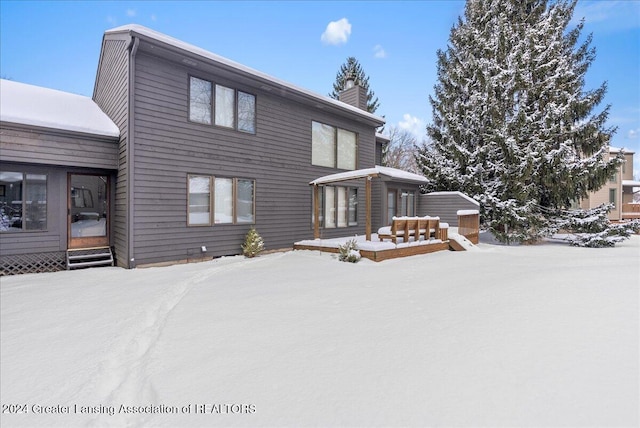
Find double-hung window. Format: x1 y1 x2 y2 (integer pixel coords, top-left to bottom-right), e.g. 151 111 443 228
311 121 357 170
187 175 255 226
188 76 256 134
0 171 47 232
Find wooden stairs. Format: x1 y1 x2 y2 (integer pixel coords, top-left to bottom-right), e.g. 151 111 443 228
66 247 114 270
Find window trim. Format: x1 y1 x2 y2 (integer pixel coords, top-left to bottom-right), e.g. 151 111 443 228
0 171 48 233
312 185 358 229
188 75 213 126
187 76 256 134
311 120 358 170
237 90 257 134
187 174 213 227
187 175 256 227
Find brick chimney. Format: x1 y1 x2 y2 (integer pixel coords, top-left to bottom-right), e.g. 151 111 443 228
339 76 368 111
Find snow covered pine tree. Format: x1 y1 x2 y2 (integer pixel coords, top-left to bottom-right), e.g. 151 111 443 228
417 0 625 244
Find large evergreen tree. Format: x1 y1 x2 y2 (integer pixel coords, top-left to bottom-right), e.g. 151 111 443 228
417 0 622 243
330 56 380 113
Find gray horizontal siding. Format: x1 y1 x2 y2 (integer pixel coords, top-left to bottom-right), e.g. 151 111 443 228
1 166 67 257
94 37 129 267
129 51 376 265
418 192 480 226
0 126 118 169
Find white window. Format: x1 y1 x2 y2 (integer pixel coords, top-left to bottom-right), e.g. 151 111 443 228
188 78 256 134
215 84 235 128
312 121 336 168
314 185 357 229
188 175 212 226
400 190 415 216
337 129 357 170
324 186 336 228
236 179 255 223
311 121 357 170
215 178 234 224
188 175 255 226
189 77 212 125
238 91 256 133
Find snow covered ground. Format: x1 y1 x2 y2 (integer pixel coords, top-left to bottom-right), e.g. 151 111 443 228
1 237 638 427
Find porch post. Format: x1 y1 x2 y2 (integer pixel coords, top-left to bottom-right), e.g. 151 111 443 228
365 176 372 241
313 184 320 239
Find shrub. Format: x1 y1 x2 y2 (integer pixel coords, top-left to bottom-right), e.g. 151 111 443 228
241 227 264 257
338 239 361 263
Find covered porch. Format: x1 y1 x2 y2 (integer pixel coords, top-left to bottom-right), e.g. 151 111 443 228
296 166 477 261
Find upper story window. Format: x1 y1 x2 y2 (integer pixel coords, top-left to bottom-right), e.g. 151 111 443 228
0 171 47 232
312 121 357 170
188 76 256 134
189 77 212 125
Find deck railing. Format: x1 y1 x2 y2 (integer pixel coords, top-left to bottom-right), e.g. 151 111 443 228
457 210 480 244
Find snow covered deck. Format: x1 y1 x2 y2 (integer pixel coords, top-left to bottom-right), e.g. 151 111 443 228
294 233 453 262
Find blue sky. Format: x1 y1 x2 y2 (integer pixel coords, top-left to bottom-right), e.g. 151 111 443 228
1 0 639 175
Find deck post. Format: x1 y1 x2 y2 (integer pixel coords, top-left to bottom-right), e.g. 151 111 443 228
313 184 320 239
365 176 372 241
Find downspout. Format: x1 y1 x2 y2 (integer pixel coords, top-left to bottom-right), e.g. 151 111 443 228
127 35 139 268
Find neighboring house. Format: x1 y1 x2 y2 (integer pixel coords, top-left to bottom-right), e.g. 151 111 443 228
3 24 447 273
579 147 639 221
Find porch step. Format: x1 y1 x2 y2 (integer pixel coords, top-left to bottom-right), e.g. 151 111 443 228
66 247 114 270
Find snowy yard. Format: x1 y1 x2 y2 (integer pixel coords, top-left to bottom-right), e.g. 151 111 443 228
1 236 638 427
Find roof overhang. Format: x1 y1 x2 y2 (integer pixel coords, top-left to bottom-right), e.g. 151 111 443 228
310 165 428 186
104 24 385 128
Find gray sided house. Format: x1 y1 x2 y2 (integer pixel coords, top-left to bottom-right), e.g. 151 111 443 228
1 24 448 274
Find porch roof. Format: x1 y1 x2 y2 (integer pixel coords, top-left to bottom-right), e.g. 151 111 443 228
622 180 640 188
309 165 428 186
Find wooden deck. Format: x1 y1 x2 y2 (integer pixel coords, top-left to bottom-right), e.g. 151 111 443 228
293 240 451 262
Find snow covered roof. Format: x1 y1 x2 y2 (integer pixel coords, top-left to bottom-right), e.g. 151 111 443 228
610 147 635 154
426 191 480 206
375 133 390 143
309 165 428 185
105 24 385 127
622 180 640 187
0 79 120 138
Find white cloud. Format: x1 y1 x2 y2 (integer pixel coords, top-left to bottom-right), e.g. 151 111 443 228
398 114 426 139
627 128 639 140
321 18 351 45
571 1 640 31
373 44 387 59
126 9 136 17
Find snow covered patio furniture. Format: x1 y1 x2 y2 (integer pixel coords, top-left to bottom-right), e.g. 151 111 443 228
377 216 443 243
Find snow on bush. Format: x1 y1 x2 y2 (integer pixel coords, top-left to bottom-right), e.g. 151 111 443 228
553 204 640 247
338 238 361 263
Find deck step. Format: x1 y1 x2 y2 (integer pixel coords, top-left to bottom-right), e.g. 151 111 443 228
66 247 113 270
